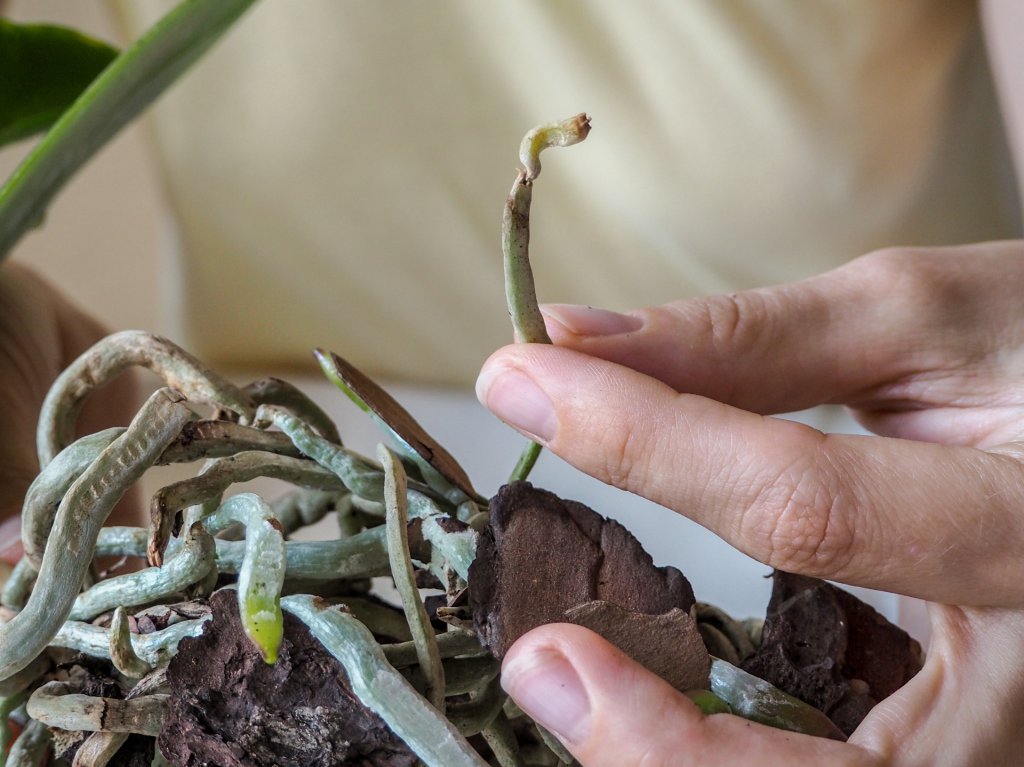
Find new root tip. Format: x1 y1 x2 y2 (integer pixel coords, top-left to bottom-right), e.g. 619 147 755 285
518 112 592 181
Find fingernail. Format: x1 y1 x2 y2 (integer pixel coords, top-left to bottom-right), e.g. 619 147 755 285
476 366 556 443
502 647 591 745
542 304 642 336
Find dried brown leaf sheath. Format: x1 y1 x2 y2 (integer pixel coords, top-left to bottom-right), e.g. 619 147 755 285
322 351 477 499
469 482 697 662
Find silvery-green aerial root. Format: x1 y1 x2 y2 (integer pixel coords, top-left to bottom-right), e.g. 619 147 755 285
73 730 130 767
0 656 49 701
263 397 480 583
0 557 34 610
27 681 167 736
1 689 28 763
405 489 477 583
383 628 488 668
280 595 488 767
93 526 150 559
187 454 344 535
270 488 347 536
69 523 216 621
37 331 252 466
0 387 192 681
205 493 286 663
323 596 413 642
156 419 303 465
21 427 123 570
93 523 390 583
255 404 388 499
109 606 154 679
217 526 390 580
379 445 445 710
148 450 344 565
51 616 212 669
242 377 342 445
447 674 507 737
503 114 591 483
400 655 500 698
5 718 51 767
481 709 525 767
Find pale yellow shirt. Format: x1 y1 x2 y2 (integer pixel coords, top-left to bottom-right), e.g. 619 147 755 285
116 0 1020 385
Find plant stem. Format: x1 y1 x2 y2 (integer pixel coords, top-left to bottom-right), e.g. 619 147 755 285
501 115 591 482
508 441 543 484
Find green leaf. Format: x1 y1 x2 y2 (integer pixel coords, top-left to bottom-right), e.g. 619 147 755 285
0 0 259 261
0 20 119 148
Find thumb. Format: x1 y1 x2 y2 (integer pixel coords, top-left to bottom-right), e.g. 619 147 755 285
502 624 871 766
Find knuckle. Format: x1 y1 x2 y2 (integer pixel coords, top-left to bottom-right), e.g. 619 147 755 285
860 245 926 274
852 245 972 356
699 292 765 354
746 442 857 575
852 246 941 305
599 417 646 491
588 406 676 497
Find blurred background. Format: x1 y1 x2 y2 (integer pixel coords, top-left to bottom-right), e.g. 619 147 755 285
3 0 1021 629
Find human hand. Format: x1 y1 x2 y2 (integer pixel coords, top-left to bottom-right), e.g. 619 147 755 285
0 263 137 565
476 241 1024 765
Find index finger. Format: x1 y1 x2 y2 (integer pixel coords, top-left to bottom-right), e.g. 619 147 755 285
540 243 1024 425
476 344 1024 607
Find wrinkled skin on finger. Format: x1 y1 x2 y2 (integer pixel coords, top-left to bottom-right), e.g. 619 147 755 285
479 242 1024 765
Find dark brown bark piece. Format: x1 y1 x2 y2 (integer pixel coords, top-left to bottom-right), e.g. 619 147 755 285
318 350 477 499
832 586 924 700
565 601 710 691
159 590 416 767
741 572 923 736
469 482 696 660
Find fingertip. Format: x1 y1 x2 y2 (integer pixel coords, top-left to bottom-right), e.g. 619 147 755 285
502 624 706 762
475 346 519 404
475 351 557 443
502 626 594 746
